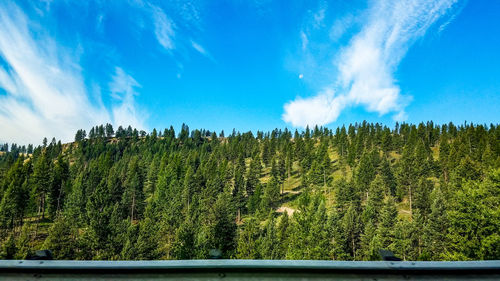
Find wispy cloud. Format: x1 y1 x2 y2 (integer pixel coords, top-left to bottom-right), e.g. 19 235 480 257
283 0 460 127
329 14 354 42
0 3 145 144
109 67 146 130
191 40 206 55
300 31 308 51
151 5 176 50
129 1 213 78
132 1 209 56
191 40 216 62
313 7 326 29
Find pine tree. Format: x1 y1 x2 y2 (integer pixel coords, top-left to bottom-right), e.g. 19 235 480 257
355 152 376 197
375 196 398 250
15 223 34 259
308 159 323 187
31 152 51 220
397 145 417 207
287 194 330 259
358 220 378 260
245 154 262 197
135 217 161 259
439 134 450 181
122 158 144 222
446 169 500 260
392 219 415 260
335 179 359 211
380 157 397 196
120 223 139 260
277 152 287 192
43 215 78 259
308 200 330 259
261 175 280 213
422 187 448 260
362 175 385 224
413 178 433 217
105 123 114 138
236 217 260 259
342 202 362 260
0 235 16 259
232 161 246 221
259 211 279 259
48 155 69 218
328 206 349 260
0 180 28 229
275 212 289 258
209 193 237 258
285 147 293 181
83 181 113 258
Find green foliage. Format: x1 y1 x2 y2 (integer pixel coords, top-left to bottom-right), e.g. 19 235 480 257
358 220 378 260
287 194 331 259
362 175 385 224
422 187 449 260
236 217 260 259
0 235 16 259
261 176 280 212
172 218 196 259
43 215 78 259
341 202 362 259
446 169 500 260
0 121 498 261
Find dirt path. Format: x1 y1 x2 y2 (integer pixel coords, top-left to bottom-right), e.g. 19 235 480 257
276 206 298 216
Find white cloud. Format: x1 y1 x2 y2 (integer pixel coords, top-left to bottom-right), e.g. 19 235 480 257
129 0 215 68
151 5 176 50
191 40 206 55
0 67 17 94
135 2 214 66
283 0 459 127
190 40 216 62
283 89 346 128
109 67 140 100
300 31 308 51
313 8 326 29
0 3 145 144
96 13 105 33
109 67 146 130
329 14 354 42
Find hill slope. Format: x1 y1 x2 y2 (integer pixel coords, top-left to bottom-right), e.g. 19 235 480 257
0 122 499 260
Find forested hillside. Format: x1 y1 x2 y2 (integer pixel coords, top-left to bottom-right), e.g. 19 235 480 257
0 122 499 260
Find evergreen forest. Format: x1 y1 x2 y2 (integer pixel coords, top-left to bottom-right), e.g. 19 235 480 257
0 121 499 260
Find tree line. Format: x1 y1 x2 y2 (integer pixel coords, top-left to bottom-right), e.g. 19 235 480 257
0 121 499 260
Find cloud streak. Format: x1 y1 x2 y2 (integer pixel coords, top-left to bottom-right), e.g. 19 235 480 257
283 0 459 127
109 67 146 130
0 3 145 144
151 4 176 50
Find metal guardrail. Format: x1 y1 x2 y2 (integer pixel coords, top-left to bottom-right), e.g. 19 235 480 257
0 260 499 280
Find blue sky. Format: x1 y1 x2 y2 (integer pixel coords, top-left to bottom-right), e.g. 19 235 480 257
0 0 499 144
